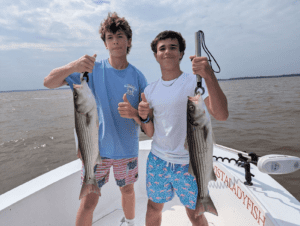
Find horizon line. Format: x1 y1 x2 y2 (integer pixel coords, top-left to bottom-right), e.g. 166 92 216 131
1 74 299 93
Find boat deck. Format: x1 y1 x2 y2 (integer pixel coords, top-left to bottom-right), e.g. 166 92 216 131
92 196 216 226
1 141 300 226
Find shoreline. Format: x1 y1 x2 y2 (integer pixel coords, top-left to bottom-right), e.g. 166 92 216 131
1 74 299 93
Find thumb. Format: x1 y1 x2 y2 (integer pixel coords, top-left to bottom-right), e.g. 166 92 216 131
123 93 129 103
189 55 195 61
141 93 147 102
93 54 97 59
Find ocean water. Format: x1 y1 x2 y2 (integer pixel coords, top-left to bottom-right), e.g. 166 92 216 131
0 77 299 201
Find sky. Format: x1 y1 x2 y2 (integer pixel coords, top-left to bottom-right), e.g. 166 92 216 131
0 0 299 91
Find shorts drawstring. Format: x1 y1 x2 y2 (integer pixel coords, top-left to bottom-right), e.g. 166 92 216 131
166 161 176 171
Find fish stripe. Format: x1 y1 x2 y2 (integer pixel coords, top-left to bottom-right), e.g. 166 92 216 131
76 107 99 184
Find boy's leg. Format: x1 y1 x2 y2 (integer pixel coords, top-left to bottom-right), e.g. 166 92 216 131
76 158 112 225
113 157 139 223
185 207 208 226
145 152 175 226
119 183 135 220
145 199 164 226
76 192 100 226
170 163 209 226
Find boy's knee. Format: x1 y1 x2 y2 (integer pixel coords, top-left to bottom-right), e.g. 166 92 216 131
147 200 164 213
186 209 208 226
120 184 135 195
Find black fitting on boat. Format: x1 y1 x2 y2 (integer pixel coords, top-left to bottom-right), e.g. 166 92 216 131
213 156 240 164
243 162 254 186
214 152 258 186
248 152 260 165
238 153 255 186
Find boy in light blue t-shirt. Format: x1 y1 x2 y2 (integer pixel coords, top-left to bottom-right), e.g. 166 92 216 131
44 12 147 226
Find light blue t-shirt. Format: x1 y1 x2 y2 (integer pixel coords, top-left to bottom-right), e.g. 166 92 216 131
65 59 148 159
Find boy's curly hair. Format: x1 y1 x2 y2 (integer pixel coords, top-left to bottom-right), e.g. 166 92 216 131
151 30 186 60
99 12 132 54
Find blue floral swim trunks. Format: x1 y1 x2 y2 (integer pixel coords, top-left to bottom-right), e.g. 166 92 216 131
146 152 199 210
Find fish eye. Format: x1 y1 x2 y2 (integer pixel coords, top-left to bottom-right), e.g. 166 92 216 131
189 105 195 111
74 93 78 99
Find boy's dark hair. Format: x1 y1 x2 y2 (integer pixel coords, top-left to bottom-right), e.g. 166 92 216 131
151 30 186 60
99 12 132 54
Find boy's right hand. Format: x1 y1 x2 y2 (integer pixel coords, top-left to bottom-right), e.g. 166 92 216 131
72 54 97 73
138 93 150 119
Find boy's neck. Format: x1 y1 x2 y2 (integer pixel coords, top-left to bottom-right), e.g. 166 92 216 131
108 56 129 70
161 67 183 81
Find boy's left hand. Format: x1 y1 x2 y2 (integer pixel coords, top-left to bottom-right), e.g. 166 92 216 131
118 93 137 119
190 55 213 80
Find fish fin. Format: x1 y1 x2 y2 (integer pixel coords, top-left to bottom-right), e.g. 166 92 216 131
96 153 102 164
184 136 188 150
188 162 195 177
202 195 218 216
195 195 218 216
195 200 205 216
211 168 217 181
79 180 101 200
74 128 78 154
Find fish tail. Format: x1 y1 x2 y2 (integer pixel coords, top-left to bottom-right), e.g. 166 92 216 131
79 179 101 200
202 196 218 216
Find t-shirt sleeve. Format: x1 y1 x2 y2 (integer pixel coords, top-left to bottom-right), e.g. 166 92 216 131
138 72 148 102
65 73 81 91
144 85 152 109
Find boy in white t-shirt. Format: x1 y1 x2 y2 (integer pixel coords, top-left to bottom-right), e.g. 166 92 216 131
138 31 229 226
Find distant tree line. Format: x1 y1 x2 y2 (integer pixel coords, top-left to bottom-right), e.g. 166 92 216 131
218 73 300 81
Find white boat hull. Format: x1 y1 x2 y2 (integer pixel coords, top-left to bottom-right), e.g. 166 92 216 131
0 140 299 225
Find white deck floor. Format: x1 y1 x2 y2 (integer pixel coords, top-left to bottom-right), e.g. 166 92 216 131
92 196 216 226
1 141 300 226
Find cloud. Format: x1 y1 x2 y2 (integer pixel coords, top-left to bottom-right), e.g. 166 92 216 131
0 0 300 91
0 0 110 51
0 41 92 51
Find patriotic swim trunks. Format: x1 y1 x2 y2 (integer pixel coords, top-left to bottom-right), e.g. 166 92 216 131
146 152 199 210
81 156 138 188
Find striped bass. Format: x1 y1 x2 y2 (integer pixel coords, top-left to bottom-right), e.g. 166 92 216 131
73 73 101 200
186 94 218 216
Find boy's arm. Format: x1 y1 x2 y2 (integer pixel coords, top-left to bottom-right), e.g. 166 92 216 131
190 55 229 121
138 93 154 138
43 54 96 89
118 93 154 138
139 109 154 138
203 74 229 121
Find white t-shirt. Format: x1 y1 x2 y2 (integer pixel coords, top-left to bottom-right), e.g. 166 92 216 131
144 73 209 164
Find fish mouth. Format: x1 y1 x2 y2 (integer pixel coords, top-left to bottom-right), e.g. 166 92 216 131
187 114 199 126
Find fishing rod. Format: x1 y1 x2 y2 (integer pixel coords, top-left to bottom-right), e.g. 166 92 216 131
194 30 221 95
